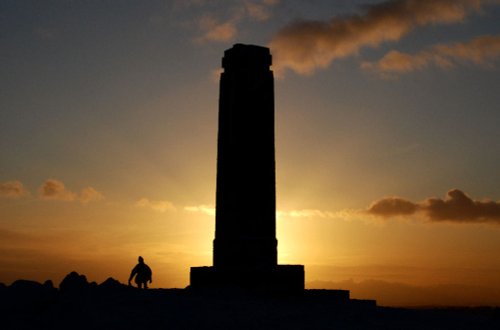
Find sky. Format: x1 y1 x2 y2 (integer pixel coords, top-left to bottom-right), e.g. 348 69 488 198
1 0 500 306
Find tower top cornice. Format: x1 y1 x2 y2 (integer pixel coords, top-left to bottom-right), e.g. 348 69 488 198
222 44 272 71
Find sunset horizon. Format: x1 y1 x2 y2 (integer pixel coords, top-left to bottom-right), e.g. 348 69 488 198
2 0 500 307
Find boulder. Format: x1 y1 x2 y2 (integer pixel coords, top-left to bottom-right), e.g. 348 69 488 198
99 277 124 291
59 271 90 294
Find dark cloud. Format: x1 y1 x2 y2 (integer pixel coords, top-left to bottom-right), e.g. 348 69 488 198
368 197 419 217
424 189 500 222
367 189 500 223
269 0 485 75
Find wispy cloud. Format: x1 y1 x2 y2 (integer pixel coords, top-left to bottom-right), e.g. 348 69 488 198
38 179 103 203
0 180 29 198
269 0 485 76
245 0 277 21
182 205 357 219
192 0 280 43
79 187 104 204
367 189 500 224
135 198 176 212
197 15 238 43
184 204 215 216
362 34 500 77
277 209 357 220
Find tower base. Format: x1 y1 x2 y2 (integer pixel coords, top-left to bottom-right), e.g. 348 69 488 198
190 265 304 292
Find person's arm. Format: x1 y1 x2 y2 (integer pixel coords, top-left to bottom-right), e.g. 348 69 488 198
128 265 137 285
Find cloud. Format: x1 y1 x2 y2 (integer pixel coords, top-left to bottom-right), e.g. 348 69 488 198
39 179 76 201
197 15 238 42
362 50 430 75
79 187 104 204
245 1 276 21
184 204 215 216
38 179 103 203
182 205 356 219
362 34 500 76
277 209 357 220
367 189 500 223
424 189 500 222
193 0 279 43
279 209 335 218
0 180 29 198
269 0 485 75
182 205 359 220
136 198 176 212
368 197 419 217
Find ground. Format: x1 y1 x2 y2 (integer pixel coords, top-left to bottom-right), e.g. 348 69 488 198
1 275 500 329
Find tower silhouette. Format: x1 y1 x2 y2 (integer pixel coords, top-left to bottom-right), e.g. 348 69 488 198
190 44 304 291
215 44 277 269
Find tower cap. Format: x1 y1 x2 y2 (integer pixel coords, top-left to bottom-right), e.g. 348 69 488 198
222 44 272 70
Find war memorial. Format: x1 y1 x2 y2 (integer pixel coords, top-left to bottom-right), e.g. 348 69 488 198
189 44 373 307
190 44 306 292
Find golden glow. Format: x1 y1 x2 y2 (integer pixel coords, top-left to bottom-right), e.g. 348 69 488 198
2 191 500 306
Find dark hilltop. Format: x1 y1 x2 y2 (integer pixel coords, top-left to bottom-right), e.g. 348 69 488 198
1 271 500 330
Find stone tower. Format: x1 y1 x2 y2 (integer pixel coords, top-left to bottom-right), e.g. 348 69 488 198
190 44 304 291
214 44 277 269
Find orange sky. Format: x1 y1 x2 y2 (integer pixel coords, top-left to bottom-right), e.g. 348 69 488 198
2 0 500 306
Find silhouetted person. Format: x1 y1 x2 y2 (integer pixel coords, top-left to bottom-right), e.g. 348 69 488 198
128 256 152 289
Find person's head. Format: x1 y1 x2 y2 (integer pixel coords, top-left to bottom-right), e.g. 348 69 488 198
138 256 144 263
